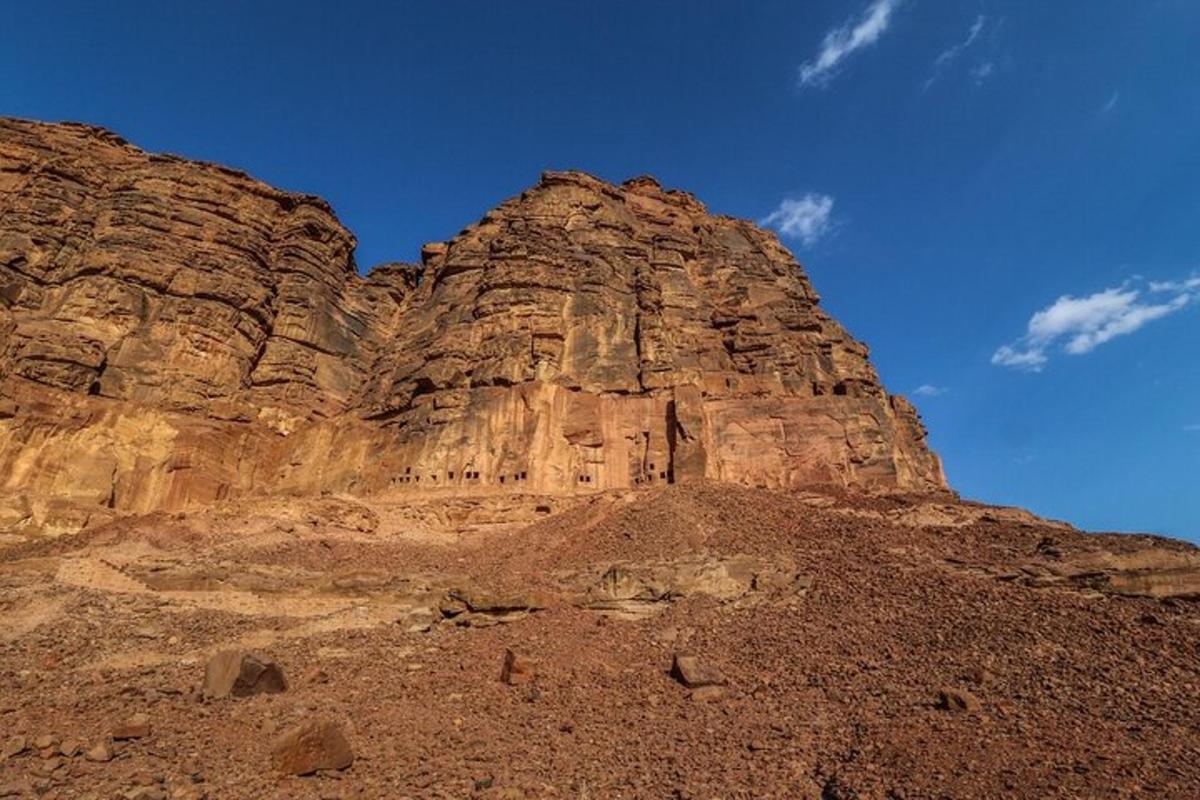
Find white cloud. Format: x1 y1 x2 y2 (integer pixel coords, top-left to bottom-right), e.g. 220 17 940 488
970 61 995 84
913 384 947 397
760 194 835 246
1149 276 1200 293
923 15 986 90
1184 423 1200 433
992 277 1199 371
798 0 901 89
1102 90 1120 113
991 344 1048 371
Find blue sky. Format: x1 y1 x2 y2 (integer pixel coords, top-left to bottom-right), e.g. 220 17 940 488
3 1 1197 540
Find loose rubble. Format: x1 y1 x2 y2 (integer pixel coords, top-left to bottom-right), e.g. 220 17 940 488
2 482 1192 797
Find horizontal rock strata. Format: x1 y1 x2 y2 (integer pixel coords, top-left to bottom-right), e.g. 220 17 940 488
0 118 945 527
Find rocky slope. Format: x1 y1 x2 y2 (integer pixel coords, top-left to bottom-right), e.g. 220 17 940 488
0 484 1197 798
0 118 942 529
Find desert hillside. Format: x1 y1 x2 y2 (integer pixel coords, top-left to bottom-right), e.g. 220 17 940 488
1 484 1199 798
1 119 1198 799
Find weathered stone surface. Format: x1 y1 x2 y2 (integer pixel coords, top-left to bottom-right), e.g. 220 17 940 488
0 118 946 528
270 718 354 775
0 118 413 522
690 685 727 703
0 119 404 418
970 541 1200 601
203 650 287 699
671 653 725 689
361 171 945 497
112 713 151 740
577 556 808 618
936 686 982 713
84 740 113 763
499 649 537 685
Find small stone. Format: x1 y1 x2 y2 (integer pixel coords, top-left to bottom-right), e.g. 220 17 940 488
270 718 354 776
85 741 113 763
0 736 26 760
123 789 166 800
301 667 330 686
33 735 56 751
59 739 81 758
113 713 152 740
499 649 536 685
671 653 725 689
203 651 287 699
690 685 727 703
937 686 982 713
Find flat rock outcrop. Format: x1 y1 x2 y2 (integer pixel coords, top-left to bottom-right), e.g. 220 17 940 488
0 118 945 527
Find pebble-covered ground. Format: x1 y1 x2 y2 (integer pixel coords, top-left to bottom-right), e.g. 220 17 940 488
1 483 1198 799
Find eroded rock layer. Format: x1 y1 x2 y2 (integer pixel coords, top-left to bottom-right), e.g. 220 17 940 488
0 118 944 525
354 171 944 497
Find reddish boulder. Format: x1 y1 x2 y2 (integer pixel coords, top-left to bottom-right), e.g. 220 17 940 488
671 653 725 689
203 650 288 699
270 719 354 776
500 649 537 685
112 713 151 740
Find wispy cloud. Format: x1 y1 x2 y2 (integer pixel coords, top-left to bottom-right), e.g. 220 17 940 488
970 61 996 85
923 15 986 91
1102 90 1121 113
992 276 1200 371
1148 276 1200 293
760 194 835 246
1184 423 1200 433
798 0 901 89
913 384 947 397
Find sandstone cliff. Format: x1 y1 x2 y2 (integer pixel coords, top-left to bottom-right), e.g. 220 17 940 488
352 171 945 497
0 117 944 529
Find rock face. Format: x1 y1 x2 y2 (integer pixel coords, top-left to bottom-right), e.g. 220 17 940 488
0 118 411 523
0 118 945 526
0 118 405 419
359 171 944 496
